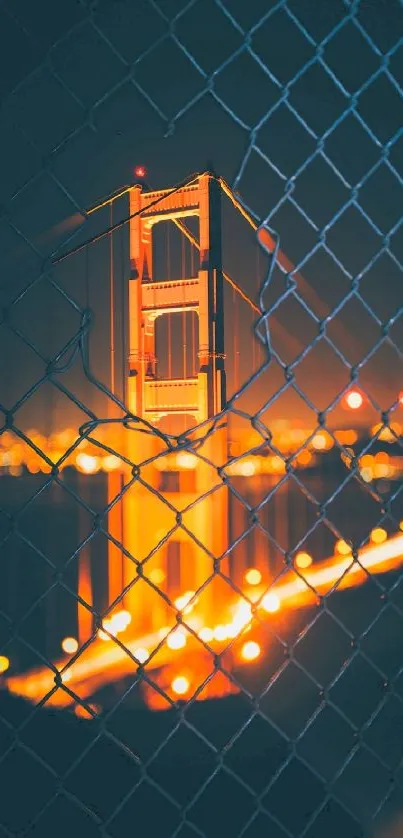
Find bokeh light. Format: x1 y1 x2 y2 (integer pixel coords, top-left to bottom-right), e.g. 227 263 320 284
345 390 363 410
0 655 10 674
172 675 190 696
261 592 280 613
371 527 387 545
335 539 351 556
294 552 313 569
241 641 261 662
61 637 78 655
244 568 262 586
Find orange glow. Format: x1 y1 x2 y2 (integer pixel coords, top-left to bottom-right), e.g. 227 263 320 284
296 449 312 466
241 641 260 662
335 539 351 556
261 592 280 613
133 647 149 664
167 629 187 650
335 429 358 445
74 703 100 719
374 451 389 464
0 655 10 674
61 637 78 655
213 625 229 642
110 610 131 632
198 627 214 642
311 432 332 451
98 609 131 641
101 454 121 472
149 568 165 585
6 533 403 708
294 552 313 569
370 527 387 545
172 675 190 696
245 568 262 586
76 453 100 474
237 459 257 477
176 452 197 469
174 591 196 614
345 390 363 410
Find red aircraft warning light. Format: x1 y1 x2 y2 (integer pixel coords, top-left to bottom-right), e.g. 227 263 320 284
134 165 147 179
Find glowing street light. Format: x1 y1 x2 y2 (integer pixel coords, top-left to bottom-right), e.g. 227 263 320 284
345 390 363 410
133 647 149 664
370 527 387 545
172 675 190 696
294 552 313 570
167 628 187 650
261 592 280 613
0 655 10 674
335 539 351 556
61 637 78 655
244 568 262 586
241 641 260 662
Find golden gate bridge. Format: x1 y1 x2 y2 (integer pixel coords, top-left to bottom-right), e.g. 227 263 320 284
3 171 403 714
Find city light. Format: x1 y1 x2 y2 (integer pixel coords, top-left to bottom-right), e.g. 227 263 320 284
294 552 313 569
0 656 10 674
345 390 363 410
61 637 78 655
213 625 228 641
133 647 149 664
76 453 100 474
198 627 214 642
171 675 190 696
261 592 280 613
98 609 131 641
167 628 187 650
7 533 403 707
174 591 196 614
241 641 261 662
237 459 257 477
311 432 331 451
101 454 121 472
370 527 387 545
335 539 351 556
149 568 165 585
244 568 262 586
176 452 197 469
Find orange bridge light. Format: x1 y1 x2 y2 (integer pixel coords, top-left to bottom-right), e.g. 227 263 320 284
61 637 78 655
345 390 363 410
241 641 261 662
172 675 190 696
0 655 10 675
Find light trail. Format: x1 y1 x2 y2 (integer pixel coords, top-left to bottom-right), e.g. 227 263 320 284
4 534 403 708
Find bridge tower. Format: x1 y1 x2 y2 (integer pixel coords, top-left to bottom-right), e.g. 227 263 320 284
112 173 228 633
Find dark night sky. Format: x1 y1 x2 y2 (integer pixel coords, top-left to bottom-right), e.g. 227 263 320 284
0 0 402 435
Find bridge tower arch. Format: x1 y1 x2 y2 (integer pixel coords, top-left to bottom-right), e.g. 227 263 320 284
113 173 228 632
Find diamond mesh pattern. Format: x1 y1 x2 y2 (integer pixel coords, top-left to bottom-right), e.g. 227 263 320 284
0 0 403 835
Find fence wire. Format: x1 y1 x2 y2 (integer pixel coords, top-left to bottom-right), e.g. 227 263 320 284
0 0 403 836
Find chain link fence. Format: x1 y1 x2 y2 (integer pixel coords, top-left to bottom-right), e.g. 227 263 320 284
0 0 403 835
